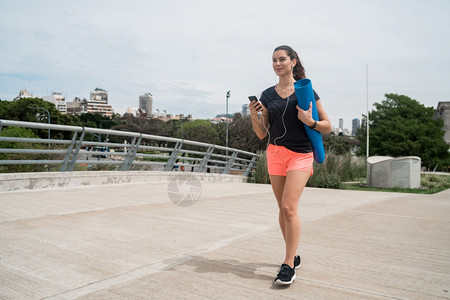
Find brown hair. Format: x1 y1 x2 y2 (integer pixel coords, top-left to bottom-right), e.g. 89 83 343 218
274 45 306 80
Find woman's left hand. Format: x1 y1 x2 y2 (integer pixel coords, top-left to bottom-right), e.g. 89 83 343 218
296 103 315 127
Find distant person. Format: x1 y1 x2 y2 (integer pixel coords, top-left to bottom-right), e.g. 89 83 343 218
249 45 332 285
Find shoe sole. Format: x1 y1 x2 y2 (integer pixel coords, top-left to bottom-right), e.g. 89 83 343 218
275 273 296 285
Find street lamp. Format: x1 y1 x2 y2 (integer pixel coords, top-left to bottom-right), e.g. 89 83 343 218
225 91 230 153
366 64 369 158
29 106 50 147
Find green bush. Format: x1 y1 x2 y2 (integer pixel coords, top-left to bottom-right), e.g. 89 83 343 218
252 151 366 188
315 172 341 189
421 174 450 192
342 173 449 194
252 151 270 184
0 127 52 173
308 153 366 188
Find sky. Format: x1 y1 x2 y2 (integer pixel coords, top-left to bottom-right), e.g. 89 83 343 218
0 0 449 130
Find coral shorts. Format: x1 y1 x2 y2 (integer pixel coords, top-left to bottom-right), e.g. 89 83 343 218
266 144 314 176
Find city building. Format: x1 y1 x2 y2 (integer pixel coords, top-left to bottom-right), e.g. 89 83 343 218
13 89 35 101
42 92 67 114
139 93 153 116
125 106 142 117
90 88 108 103
339 118 344 131
361 118 367 128
148 109 192 121
66 97 88 115
242 104 249 116
87 88 114 117
352 118 361 136
434 101 450 144
211 114 233 124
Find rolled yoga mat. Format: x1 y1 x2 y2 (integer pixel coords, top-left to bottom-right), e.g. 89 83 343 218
294 79 325 164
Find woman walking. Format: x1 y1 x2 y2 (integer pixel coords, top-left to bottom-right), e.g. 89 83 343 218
249 45 332 285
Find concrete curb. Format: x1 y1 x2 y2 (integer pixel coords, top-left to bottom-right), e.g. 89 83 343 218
0 171 247 192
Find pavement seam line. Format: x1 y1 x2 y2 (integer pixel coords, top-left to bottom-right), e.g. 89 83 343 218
348 210 450 222
41 225 275 299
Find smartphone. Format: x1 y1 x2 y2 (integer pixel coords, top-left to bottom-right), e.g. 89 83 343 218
248 96 258 102
248 96 262 112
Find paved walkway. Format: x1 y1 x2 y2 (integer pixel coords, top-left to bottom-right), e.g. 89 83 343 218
0 177 449 299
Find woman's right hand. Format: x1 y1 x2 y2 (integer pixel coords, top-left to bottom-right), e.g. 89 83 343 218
249 100 264 116
249 100 268 139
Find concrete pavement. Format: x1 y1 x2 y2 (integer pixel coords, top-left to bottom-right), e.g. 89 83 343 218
0 172 449 299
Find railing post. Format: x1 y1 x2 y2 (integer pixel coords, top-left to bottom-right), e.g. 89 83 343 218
164 141 183 171
67 128 86 171
222 151 238 174
120 134 142 171
120 136 136 170
244 156 257 177
198 146 214 173
60 131 78 172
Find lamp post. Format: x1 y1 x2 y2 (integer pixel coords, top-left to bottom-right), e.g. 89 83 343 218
225 91 230 154
366 64 369 158
29 106 50 147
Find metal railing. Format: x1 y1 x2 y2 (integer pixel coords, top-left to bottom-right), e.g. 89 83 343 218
0 119 259 176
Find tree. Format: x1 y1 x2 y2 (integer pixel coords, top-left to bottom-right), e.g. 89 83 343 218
0 97 82 140
140 118 165 136
0 126 46 173
0 98 57 124
324 136 352 155
228 115 267 153
356 93 449 170
182 120 221 145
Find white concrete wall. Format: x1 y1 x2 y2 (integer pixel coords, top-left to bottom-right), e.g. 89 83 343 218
0 171 247 192
367 156 421 189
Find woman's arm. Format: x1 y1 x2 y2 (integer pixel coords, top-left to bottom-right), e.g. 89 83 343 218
249 100 269 139
296 100 332 134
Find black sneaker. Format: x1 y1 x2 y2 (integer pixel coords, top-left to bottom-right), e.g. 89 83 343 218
274 264 296 285
294 255 301 270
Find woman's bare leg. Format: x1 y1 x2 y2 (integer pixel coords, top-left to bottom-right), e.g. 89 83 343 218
280 170 310 268
269 175 287 241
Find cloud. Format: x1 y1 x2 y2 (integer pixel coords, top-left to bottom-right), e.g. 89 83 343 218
0 0 449 128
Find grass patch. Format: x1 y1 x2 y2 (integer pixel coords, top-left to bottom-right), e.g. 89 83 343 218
251 151 449 194
341 173 450 194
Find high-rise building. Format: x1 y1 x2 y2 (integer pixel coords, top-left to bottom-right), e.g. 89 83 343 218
242 104 249 116
87 88 114 117
339 118 344 131
352 118 360 136
90 88 108 103
361 118 367 128
139 93 153 116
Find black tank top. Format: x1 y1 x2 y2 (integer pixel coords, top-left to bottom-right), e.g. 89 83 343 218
259 85 320 153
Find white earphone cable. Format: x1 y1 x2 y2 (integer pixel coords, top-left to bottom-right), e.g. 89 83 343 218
273 95 290 147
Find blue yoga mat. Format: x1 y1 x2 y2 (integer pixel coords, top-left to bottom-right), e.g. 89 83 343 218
294 79 325 164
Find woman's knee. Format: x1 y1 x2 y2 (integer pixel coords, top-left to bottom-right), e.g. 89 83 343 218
281 203 298 219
